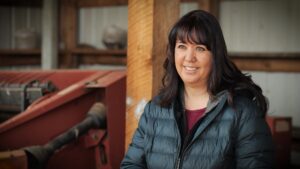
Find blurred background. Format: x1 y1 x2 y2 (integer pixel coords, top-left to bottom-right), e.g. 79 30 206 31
0 0 299 168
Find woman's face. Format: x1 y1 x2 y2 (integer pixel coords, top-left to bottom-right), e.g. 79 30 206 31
175 39 213 88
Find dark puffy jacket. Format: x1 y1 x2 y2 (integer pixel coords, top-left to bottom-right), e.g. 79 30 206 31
121 91 274 169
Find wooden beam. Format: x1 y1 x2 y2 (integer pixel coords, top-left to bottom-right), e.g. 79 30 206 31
230 52 300 72
1 49 299 72
126 0 180 149
59 0 78 68
75 55 126 65
197 0 220 19
229 52 300 58
77 0 128 7
152 1 180 96
233 58 300 72
71 48 126 56
0 0 42 7
182 0 198 2
77 0 197 7
0 49 40 66
70 48 126 66
0 56 40 66
71 48 126 66
0 49 40 55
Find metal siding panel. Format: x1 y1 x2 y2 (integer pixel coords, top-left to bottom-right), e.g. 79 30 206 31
13 7 28 35
79 6 128 49
0 7 12 49
29 8 42 35
220 0 300 53
248 71 300 126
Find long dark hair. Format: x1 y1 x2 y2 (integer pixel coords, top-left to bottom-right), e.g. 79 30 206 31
158 10 268 115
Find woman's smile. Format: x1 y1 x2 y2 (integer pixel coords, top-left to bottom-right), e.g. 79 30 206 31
183 65 199 72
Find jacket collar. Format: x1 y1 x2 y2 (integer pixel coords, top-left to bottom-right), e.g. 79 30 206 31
205 90 229 114
175 88 229 114
191 90 229 142
171 89 229 142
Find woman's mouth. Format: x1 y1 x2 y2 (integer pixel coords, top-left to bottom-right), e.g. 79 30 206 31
184 66 198 71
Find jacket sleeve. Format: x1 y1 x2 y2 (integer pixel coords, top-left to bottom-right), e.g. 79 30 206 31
235 99 275 169
120 103 150 169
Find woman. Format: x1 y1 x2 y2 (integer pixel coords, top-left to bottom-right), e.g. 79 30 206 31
121 10 274 169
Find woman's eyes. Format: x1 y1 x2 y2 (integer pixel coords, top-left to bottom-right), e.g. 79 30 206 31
176 44 206 51
196 46 205 52
177 45 186 49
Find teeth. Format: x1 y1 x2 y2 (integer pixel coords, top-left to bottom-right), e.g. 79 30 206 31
184 66 197 71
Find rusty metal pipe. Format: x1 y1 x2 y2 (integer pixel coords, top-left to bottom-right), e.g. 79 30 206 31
24 102 106 169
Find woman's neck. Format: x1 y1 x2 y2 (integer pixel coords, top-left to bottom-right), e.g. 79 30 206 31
184 85 209 110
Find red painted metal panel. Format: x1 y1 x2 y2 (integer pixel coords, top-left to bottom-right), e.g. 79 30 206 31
266 116 292 169
0 70 126 169
0 150 27 169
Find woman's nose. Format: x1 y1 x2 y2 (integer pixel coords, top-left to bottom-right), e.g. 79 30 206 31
184 48 196 62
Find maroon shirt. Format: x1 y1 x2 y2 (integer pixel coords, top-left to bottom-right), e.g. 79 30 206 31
185 108 206 132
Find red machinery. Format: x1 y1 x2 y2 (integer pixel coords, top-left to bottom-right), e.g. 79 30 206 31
0 70 126 169
267 116 292 169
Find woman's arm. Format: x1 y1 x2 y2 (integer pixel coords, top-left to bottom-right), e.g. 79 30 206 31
235 99 275 169
121 103 150 169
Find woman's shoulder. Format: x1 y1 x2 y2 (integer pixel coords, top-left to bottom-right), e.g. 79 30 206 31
142 95 174 118
144 95 162 110
232 93 264 119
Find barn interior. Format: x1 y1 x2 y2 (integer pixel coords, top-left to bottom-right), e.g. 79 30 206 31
0 0 299 169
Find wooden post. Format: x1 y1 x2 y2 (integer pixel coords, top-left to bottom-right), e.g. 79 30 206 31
126 0 180 149
42 0 58 69
60 0 77 68
198 0 220 19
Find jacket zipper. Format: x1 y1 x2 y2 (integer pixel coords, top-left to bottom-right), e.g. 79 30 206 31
174 130 184 169
175 157 181 169
174 142 192 169
173 91 225 169
174 130 192 169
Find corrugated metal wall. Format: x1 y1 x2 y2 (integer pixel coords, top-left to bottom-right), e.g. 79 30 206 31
249 71 300 125
0 7 41 49
79 6 128 49
220 0 300 53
